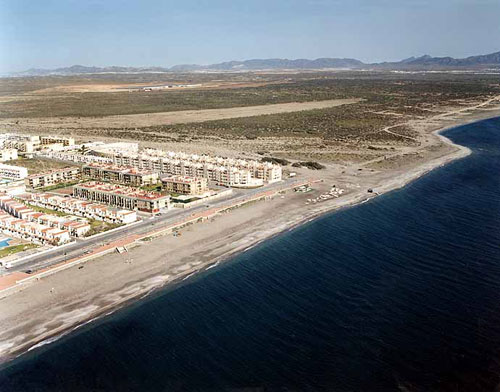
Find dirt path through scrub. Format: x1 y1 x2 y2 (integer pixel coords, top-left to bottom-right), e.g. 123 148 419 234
0 99 361 129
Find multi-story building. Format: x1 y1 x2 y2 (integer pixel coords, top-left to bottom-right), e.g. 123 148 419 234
40 136 75 147
4 140 35 153
161 176 208 195
112 150 275 188
82 164 159 186
0 149 18 162
25 167 81 189
73 182 170 213
1 135 40 154
0 163 28 180
30 193 137 224
40 150 113 165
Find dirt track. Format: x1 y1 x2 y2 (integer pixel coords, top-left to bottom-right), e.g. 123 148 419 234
1 99 361 129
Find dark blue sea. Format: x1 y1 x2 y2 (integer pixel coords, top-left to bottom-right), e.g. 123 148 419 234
1 118 500 391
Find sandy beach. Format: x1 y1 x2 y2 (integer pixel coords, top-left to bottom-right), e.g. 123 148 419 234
1 103 500 364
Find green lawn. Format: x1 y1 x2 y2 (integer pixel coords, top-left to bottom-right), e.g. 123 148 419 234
27 204 69 217
38 180 81 192
0 243 39 259
140 183 163 192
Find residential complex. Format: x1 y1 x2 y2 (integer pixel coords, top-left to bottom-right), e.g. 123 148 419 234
40 150 113 165
26 167 81 189
73 182 170 213
0 134 40 154
0 163 28 181
111 149 281 187
40 136 75 147
161 176 208 196
0 149 18 162
0 195 73 244
30 193 137 224
82 164 159 186
29 139 283 188
0 134 287 255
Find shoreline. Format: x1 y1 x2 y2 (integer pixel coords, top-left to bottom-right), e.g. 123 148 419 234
0 112 499 366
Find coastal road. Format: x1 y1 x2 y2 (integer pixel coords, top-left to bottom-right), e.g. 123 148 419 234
4 179 303 274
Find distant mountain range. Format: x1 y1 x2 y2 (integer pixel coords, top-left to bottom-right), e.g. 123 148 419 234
11 51 500 76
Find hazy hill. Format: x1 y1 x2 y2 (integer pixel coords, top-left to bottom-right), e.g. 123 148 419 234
378 51 500 69
11 51 500 76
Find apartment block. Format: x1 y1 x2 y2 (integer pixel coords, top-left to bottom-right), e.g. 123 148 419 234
0 149 18 162
1 135 40 153
161 176 208 195
112 152 270 188
30 193 137 224
26 167 81 189
82 164 159 186
40 136 75 147
0 163 28 180
73 182 169 213
40 150 113 165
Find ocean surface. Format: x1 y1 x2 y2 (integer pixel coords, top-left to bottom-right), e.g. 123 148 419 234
1 118 500 391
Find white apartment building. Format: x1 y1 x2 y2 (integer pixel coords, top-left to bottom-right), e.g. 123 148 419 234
112 150 277 187
40 150 113 165
0 149 18 162
40 136 75 147
0 163 28 180
1 134 40 153
25 167 81 189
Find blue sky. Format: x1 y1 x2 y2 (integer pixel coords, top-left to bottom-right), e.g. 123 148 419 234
0 0 499 72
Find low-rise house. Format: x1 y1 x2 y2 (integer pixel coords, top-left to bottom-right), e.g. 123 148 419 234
0 194 88 239
30 193 137 224
0 211 70 245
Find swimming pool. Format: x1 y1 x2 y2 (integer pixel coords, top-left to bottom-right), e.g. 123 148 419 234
0 237 12 249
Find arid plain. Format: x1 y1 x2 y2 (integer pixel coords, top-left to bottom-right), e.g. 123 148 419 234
1 70 500 360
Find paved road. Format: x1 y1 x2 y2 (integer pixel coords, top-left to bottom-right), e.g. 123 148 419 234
4 179 301 274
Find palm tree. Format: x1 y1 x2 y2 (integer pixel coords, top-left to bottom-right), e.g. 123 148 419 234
79 144 90 155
